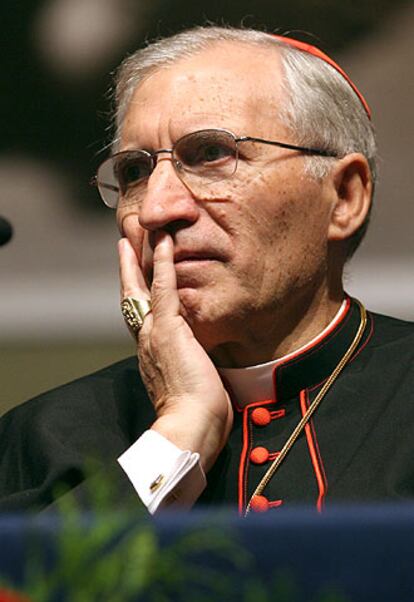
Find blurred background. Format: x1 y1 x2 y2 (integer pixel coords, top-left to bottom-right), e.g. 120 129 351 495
1 0 413 416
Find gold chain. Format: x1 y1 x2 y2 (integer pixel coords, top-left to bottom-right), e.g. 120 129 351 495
244 299 367 517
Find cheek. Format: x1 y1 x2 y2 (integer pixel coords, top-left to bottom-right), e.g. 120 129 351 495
224 176 293 252
249 170 329 243
226 170 330 277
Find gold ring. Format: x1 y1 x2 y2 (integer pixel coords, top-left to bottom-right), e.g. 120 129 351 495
120 297 152 335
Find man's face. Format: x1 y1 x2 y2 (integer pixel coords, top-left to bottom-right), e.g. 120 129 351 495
117 42 335 357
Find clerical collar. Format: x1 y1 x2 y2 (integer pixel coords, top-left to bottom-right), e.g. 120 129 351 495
219 299 348 408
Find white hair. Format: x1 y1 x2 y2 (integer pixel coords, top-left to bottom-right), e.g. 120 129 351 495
112 26 377 256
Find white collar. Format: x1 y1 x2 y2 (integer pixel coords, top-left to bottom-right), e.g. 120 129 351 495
218 299 348 408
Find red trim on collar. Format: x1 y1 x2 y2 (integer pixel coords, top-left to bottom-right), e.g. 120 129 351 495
272 297 351 399
232 394 274 414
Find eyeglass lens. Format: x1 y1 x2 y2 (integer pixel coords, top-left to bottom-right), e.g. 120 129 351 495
96 129 239 208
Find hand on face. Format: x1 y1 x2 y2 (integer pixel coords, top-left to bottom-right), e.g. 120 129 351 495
118 233 233 472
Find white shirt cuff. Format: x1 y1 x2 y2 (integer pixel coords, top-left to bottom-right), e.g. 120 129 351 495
117 430 206 514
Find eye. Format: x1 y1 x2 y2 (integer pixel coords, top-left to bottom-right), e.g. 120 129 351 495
200 142 232 163
176 131 236 168
114 152 152 192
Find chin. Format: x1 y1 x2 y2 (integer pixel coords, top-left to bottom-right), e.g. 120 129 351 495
178 287 242 352
178 287 208 322
178 287 218 328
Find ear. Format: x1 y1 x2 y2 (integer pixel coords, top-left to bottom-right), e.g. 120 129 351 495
327 153 373 242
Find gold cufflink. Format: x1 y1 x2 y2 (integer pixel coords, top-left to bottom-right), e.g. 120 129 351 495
149 474 165 493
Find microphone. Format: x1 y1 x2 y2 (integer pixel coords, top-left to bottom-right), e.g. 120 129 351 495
0 217 13 246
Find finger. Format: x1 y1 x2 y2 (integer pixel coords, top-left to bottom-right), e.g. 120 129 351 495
118 210 144 265
118 237 150 299
151 232 180 318
119 238 154 339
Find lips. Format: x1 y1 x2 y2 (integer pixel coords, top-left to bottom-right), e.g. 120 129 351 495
173 249 224 264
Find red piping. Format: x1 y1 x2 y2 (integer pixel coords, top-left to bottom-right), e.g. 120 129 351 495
300 389 327 512
238 407 250 514
273 298 351 399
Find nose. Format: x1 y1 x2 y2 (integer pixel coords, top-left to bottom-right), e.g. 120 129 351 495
138 158 200 232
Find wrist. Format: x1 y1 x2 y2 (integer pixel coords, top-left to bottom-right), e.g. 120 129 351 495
151 410 230 473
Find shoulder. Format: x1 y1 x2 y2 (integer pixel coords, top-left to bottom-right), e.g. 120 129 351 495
0 356 155 455
355 309 414 388
0 357 155 510
368 310 414 351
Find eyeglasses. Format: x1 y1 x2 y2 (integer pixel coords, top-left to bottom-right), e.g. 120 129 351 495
92 128 338 209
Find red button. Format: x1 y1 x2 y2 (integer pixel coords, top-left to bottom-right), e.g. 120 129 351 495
250 446 270 464
251 407 271 426
250 495 269 513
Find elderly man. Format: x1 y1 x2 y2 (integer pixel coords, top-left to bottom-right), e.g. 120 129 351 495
1 27 413 514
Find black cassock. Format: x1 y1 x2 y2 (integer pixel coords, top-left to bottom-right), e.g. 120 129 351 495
1 298 414 514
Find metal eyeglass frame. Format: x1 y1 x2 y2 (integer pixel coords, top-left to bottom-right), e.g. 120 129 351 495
91 128 339 208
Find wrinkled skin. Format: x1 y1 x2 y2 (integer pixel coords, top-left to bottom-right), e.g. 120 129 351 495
116 42 371 471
